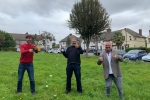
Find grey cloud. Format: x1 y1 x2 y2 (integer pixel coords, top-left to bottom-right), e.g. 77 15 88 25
0 0 150 43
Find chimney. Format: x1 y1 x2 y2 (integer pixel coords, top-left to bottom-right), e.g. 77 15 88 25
139 29 142 36
107 28 111 33
69 33 72 36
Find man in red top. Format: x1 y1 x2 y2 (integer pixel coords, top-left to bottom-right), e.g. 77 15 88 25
16 35 38 95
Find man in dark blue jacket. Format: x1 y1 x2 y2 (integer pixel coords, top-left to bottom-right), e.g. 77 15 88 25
62 38 83 94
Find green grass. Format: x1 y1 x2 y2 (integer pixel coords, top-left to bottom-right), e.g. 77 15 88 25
0 52 150 100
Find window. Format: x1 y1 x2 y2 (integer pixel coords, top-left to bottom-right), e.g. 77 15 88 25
63 42 66 45
129 36 132 40
148 38 150 43
123 36 125 41
135 38 136 40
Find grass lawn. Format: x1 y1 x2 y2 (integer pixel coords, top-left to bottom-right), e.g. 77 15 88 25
0 52 150 100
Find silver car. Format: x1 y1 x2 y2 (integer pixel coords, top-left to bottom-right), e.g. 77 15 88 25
142 53 150 62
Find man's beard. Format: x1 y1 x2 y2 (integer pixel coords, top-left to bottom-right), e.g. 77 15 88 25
106 49 111 52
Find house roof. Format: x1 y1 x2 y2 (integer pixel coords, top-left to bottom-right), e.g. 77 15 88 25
103 28 146 41
125 28 146 38
9 33 27 41
59 34 80 42
9 33 42 41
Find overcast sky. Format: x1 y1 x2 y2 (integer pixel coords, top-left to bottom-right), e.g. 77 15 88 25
0 0 150 43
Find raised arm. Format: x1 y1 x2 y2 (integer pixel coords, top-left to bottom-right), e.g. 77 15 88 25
33 45 38 53
62 48 68 58
77 46 83 54
116 52 124 62
97 52 103 65
20 44 29 54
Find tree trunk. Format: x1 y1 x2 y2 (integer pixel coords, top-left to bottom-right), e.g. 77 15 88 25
85 40 90 58
95 37 98 55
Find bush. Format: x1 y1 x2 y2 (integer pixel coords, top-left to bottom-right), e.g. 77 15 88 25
1 47 17 51
146 48 150 53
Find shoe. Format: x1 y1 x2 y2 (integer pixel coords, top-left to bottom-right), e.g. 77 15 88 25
65 90 70 94
16 91 22 94
32 92 36 95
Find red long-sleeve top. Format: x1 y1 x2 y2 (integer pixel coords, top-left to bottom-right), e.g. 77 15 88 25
19 43 38 63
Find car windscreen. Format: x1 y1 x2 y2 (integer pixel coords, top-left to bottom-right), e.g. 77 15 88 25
128 50 139 54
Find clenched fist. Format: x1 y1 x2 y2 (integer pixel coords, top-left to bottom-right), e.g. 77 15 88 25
99 56 103 61
29 49 34 53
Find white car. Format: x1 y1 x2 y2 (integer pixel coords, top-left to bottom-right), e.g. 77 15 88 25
47 49 54 53
17 48 20 52
54 49 61 53
142 53 150 62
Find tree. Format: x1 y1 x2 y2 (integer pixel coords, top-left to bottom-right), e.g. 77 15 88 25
66 36 71 47
52 42 56 48
40 31 56 50
112 32 124 50
0 33 5 50
0 30 16 49
68 0 110 57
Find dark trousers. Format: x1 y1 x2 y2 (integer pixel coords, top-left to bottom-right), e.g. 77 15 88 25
105 74 123 99
66 64 82 92
17 63 35 93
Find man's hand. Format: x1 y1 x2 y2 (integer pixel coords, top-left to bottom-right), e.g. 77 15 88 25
33 46 38 50
99 56 103 61
29 49 34 53
75 43 79 48
114 54 117 59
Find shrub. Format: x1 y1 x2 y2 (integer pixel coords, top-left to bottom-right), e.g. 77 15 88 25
1 47 17 51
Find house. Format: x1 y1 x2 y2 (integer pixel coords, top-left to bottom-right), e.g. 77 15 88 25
59 34 81 49
59 28 146 51
9 33 27 48
9 33 53 50
59 33 105 50
103 28 146 49
146 30 150 47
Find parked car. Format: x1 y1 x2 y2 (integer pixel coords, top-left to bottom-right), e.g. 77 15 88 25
93 49 105 56
117 50 126 56
88 49 96 53
142 53 150 62
16 48 20 52
123 50 147 61
47 49 54 53
55 49 61 54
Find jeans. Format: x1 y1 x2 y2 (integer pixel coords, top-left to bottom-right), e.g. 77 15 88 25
17 63 35 93
105 74 123 99
66 64 82 92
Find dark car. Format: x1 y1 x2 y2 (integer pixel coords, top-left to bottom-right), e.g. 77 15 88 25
88 49 96 53
117 50 126 56
93 49 105 56
123 50 147 61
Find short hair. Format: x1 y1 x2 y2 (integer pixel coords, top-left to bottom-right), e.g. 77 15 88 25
71 38 77 41
26 35 33 39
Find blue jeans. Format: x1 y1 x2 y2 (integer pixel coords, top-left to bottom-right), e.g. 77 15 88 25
66 64 82 92
17 63 35 93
